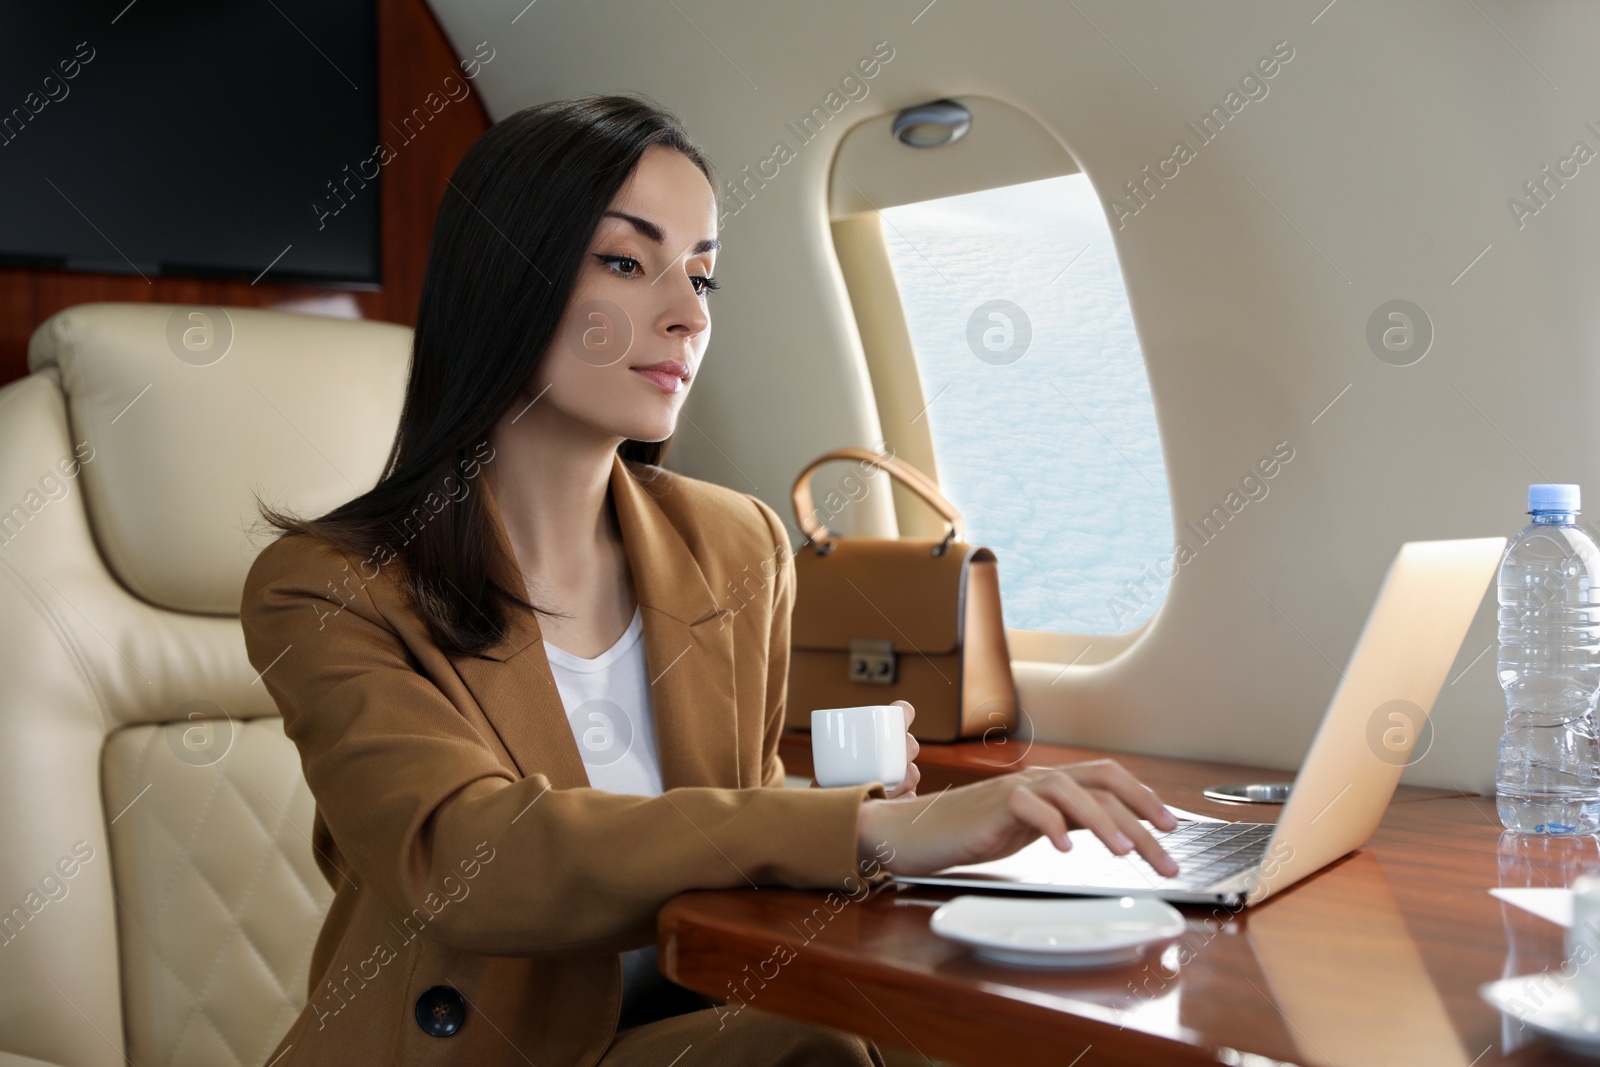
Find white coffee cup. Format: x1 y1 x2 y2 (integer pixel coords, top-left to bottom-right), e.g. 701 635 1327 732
1570 874 1600 1016
811 705 907 789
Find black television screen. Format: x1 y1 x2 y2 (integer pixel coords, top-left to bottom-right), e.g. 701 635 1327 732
0 1 380 286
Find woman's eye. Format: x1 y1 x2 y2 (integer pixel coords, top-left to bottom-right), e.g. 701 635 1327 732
691 275 721 296
595 254 642 278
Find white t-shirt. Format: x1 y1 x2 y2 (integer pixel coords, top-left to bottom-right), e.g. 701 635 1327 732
545 606 686 1027
544 606 664 797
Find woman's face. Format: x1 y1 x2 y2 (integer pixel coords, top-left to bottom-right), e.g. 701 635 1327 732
530 144 718 445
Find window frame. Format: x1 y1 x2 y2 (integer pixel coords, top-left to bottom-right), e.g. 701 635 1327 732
826 98 1168 660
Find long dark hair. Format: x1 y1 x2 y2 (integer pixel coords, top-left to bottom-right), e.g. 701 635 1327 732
253 94 717 656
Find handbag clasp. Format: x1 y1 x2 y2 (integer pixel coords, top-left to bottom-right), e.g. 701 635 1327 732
848 639 896 684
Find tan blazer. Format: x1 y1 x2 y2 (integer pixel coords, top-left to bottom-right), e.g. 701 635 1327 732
240 452 885 1067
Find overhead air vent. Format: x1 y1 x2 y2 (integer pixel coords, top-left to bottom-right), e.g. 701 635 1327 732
891 99 972 148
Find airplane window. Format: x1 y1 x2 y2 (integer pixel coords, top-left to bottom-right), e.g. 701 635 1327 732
879 173 1174 635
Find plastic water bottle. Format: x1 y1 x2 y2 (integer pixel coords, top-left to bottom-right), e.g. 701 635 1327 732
1496 484 1600 834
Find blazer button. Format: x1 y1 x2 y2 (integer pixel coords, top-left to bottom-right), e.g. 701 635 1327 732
414 985 466 1037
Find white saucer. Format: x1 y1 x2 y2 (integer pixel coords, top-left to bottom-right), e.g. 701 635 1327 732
1482 975 1600 1056
929 894 1186 969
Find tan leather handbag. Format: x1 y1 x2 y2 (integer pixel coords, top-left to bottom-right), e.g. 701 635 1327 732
786 448 1019 743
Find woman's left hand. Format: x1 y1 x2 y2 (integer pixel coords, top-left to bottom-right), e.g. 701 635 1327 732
885 699 921 799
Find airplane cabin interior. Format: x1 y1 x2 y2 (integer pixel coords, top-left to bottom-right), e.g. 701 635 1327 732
1 3 1598 1066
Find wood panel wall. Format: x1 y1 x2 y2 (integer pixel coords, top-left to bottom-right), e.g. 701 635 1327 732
0 0 490 386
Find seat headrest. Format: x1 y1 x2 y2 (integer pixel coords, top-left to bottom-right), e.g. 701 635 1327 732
27 303 411 615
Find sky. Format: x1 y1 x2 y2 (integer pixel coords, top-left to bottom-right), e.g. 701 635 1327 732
881 173 1174 634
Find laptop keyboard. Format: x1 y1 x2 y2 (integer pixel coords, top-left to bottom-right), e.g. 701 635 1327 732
1066 821 1276 892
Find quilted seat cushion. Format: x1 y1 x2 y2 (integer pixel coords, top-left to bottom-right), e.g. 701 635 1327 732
102 718 333 1067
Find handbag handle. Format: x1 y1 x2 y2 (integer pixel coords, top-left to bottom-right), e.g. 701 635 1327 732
791 447 965 553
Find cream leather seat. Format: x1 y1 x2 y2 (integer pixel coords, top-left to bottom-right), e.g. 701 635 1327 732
0 303 410 1067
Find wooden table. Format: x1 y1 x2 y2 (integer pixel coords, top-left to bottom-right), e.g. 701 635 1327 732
656 733 1600 1067
773 731 1465 815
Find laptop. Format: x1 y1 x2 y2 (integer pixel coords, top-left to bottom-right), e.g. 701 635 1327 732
895 537 1507 909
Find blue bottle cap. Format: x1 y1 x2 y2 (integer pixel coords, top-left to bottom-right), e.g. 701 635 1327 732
1529 483 1581 513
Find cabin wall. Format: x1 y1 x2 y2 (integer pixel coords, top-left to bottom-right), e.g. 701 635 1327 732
440 1 1596 790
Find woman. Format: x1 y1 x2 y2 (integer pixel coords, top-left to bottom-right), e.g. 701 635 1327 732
241 94 1179 1067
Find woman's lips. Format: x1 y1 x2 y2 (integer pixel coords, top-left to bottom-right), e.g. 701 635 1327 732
631 366 685 394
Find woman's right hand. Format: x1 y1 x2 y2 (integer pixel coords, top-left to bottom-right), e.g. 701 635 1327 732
855 759 1181 878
